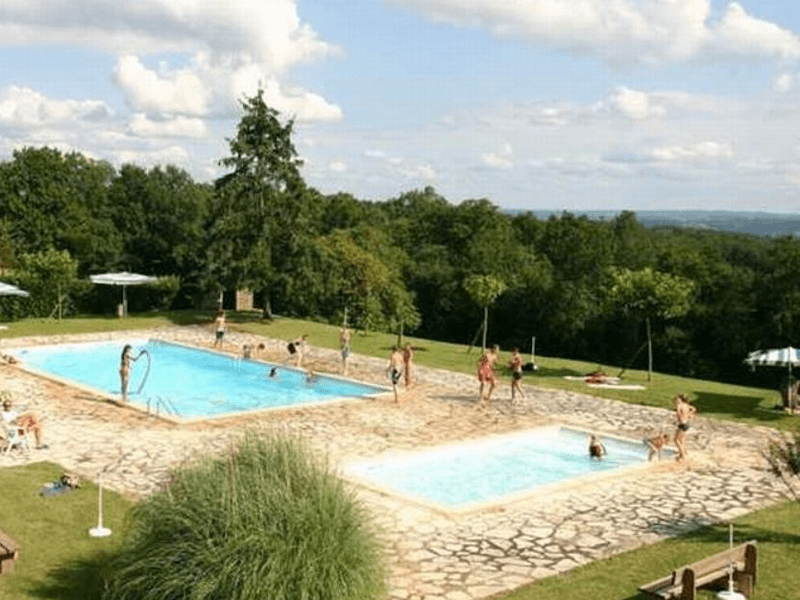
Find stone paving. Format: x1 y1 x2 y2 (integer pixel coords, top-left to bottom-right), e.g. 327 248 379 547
0 326 793 600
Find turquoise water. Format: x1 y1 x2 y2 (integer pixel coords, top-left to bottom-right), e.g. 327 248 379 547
11 339 387 418
345 427 666 509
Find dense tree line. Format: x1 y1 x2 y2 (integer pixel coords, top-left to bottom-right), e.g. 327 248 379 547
1 91 799 388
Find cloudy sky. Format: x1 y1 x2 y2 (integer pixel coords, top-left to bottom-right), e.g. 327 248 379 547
2 0 800 212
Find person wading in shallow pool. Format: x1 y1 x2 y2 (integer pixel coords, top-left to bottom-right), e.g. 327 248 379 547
673 393 697 462
477 344 500 406
588 434 607 460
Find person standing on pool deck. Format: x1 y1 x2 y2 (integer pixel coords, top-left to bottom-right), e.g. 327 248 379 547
213 308 226 349
340 326 351 375
402 343 414 388
286 334 308 367
119 344 138 402
477 344 500 405
509 347 525 402
387 346 404 402
673 393 697 462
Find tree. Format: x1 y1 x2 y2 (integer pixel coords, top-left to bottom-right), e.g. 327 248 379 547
15 249 88 320
463 274 507 351
604 267 694 381
208 88 308 315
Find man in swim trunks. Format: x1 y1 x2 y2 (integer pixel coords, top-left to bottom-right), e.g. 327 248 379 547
286 334 308 367
477 344 500 405
387 346 403 402
509 347 525 402
673 393 697 462
213 308 226 348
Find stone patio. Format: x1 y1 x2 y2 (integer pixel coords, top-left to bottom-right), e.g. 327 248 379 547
0 326 791 600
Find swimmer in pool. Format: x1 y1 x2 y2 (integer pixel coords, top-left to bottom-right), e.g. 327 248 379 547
268 367 278 378
588 434 607 460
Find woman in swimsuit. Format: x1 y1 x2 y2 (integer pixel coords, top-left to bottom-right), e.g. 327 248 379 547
120 344 136 402
477 344 500 404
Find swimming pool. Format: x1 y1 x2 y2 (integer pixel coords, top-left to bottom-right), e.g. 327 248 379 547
10 339 388 419
344 426 670 511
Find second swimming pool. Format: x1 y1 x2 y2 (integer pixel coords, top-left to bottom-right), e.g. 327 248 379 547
344 426 670 511
10 339 388 419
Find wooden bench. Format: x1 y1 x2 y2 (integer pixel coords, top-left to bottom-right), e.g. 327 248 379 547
638 540 757 600
0 529 20 575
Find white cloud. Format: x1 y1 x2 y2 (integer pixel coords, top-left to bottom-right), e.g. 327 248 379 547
113 53 342 123
128 113 208 139
0 0 335 71
650 140 734 162
392 0 800 64
711 3 800 60
773 73 794 93
606 86 666 120
0 85 113 128
329 160 347 173
481 142 514 169
2 1 342 124
113 145 192 169
114 55 208 116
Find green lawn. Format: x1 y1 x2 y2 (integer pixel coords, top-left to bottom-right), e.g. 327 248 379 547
0 463 130 600
1 311 799 599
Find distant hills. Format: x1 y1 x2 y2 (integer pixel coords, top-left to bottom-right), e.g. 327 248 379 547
522 210 800 237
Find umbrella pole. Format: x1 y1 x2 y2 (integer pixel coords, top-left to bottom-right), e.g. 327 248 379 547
790 362 794 415
122 286 127 318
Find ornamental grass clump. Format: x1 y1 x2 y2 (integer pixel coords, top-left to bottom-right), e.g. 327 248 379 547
103 433 386 600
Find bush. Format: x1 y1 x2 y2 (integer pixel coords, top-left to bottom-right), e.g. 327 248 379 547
103 434 386 600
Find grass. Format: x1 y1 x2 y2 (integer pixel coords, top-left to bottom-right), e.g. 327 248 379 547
0 462 130 600
504 499 800 600
1 310 800 599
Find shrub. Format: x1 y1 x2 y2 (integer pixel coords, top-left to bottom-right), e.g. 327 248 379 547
103 433 386 600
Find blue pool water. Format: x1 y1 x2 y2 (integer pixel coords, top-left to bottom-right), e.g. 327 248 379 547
345 427 667 510
11 339 388 418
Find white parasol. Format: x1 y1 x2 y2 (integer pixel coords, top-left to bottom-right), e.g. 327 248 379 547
90 272 157 317
744 346 800 413
0 281 29 297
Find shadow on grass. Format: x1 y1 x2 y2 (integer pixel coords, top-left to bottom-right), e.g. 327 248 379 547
645 518 800 549
692 390 790 424
530 366 585 378
30 551 118 600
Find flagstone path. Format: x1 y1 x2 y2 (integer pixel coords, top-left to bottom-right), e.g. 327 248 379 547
0 326 792 600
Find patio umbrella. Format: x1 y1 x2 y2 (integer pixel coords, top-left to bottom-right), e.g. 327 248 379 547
90 272 157 317
744 347 800 413
0 281 29 297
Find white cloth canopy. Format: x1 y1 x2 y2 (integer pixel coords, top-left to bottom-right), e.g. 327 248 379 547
90 272 157 317
745 346 800 413
90 272 158 286
0 281 29 297
744 347 800 367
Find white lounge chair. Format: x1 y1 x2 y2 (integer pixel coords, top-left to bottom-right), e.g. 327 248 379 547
0 420 30 455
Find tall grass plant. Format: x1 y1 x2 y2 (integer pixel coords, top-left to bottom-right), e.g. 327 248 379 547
103 433 386 600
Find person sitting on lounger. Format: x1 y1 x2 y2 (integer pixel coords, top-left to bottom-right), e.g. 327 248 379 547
2 394 47 449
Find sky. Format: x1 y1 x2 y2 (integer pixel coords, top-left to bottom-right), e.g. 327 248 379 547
2 1 800 213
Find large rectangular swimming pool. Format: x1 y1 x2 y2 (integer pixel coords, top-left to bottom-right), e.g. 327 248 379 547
344 426 670 511
10 339 388 419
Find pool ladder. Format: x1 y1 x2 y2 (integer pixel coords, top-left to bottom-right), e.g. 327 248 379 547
146 395 180 418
